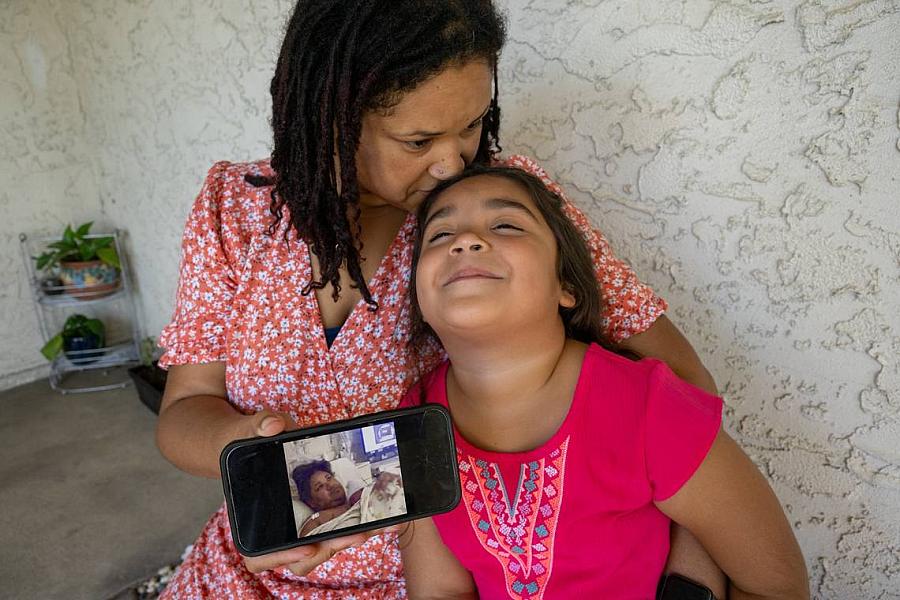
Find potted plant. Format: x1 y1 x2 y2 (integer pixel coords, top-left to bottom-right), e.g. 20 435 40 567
40 314 106 365
128 336 168 414
34 222 121 299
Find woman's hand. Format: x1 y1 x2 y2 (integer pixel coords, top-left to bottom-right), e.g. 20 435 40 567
246 409 300 438
243 527 400 577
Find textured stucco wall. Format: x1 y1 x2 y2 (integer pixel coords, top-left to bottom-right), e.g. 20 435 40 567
1 1 898 597
0 2 106 389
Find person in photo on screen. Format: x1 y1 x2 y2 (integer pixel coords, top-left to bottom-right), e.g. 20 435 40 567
293 460 405 537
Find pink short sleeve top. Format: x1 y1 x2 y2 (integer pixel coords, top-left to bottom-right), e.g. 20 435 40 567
403 344 722 600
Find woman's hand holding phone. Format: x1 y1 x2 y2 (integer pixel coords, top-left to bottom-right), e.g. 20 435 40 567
241 529 396 577
235 411 403 576
247 409 299 439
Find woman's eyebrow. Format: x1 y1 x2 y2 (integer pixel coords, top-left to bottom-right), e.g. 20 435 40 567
396 105 491 138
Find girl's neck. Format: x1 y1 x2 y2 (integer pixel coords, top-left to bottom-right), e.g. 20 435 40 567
442 329 587 453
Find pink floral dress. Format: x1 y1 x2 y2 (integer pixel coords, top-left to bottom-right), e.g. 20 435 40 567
158 155 666 599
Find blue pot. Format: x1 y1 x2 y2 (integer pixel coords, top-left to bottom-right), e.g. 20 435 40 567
63 334 104 365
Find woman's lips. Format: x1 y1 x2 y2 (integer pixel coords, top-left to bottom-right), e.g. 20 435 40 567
444 267 502 286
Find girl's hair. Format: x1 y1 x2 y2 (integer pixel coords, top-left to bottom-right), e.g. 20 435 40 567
250 0 506 309
409 165 611 353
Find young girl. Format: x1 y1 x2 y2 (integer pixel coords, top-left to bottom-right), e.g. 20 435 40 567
399 166 808 600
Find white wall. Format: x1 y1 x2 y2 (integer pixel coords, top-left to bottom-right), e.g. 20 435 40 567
1 1 898 596
0 2 105 388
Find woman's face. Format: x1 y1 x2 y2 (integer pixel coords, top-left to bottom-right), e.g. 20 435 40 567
308 470 347 511
355 61 493 212
416 175 576 338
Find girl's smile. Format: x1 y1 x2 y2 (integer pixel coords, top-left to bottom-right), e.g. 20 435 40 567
443 266 503 286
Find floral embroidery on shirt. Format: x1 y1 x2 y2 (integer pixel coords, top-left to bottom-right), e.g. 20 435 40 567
458 439 570 600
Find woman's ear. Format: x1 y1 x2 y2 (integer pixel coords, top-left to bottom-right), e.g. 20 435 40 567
559 283 577 309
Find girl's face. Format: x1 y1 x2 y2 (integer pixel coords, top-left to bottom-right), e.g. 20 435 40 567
416 175 576 338
354 61 493 212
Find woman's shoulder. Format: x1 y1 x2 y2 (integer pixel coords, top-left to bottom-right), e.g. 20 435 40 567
195 158 280 236
202 158 274 203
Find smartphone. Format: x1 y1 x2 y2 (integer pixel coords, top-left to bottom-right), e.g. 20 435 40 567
657 574 717 600
220 404 460 556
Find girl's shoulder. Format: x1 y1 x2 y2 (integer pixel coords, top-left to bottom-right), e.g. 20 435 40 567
581 343 662 383
580 343 722 422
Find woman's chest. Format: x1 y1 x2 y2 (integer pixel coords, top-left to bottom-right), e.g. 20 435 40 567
220 230 435 424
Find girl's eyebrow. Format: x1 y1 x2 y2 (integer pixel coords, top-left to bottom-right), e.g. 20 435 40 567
396 104 491 138
424 204 456 228
484 197 539 221
424 196 538 228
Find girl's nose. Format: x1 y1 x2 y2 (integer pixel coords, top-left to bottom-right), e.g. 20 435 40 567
451 233 487 254
428 153 465 180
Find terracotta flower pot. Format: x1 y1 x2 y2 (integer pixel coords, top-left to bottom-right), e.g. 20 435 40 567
58 260 120 299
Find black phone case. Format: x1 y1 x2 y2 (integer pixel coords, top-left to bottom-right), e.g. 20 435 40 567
220 404 461 556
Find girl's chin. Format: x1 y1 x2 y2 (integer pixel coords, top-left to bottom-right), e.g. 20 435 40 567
429 312 508 338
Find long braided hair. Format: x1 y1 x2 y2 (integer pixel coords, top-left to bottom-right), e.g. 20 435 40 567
250 0 506 308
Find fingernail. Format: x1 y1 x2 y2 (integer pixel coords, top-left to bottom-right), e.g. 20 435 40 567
260 416 279 431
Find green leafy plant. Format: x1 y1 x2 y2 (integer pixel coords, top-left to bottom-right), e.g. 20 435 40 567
40 314 106 361
34 222 120 272
138 336 159 366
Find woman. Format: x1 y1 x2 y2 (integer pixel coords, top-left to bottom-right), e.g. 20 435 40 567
156 0 722 597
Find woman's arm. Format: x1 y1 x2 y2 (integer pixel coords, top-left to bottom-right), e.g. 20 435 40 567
656 430 809 600
156 361 293 478
399 518 477 600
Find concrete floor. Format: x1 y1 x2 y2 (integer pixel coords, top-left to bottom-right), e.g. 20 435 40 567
0 369 223 599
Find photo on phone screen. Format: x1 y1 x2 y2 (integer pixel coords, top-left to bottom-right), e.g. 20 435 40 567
220 405 459 556
284 421 407 537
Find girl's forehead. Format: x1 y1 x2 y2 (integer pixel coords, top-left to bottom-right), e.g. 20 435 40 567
426 175 538 218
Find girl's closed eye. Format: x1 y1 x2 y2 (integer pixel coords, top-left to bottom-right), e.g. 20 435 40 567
493 222 524 233
427 230 454 244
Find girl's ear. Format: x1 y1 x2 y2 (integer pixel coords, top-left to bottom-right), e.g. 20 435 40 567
559 283 577 309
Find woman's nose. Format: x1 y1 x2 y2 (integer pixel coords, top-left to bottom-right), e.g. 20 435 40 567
428 153 466 180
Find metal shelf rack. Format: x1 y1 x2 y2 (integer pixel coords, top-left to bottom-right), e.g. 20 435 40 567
19 230 142 394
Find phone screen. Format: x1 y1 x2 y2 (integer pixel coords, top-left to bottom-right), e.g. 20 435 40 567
221 405 459 556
